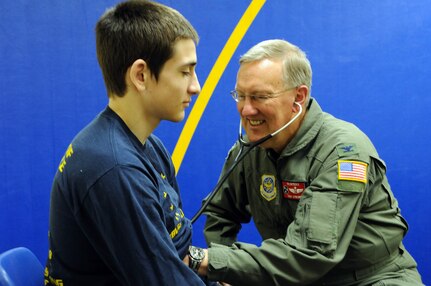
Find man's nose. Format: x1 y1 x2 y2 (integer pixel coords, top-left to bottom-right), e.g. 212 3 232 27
189 72 201 95
239 97 258 116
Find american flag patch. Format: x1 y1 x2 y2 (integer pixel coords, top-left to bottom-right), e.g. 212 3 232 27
338 160 367 183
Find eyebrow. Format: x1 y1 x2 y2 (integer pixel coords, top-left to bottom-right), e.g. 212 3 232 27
180 61 197 68
236 89 272 94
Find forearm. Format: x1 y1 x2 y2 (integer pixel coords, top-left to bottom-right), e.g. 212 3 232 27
205 240 340 286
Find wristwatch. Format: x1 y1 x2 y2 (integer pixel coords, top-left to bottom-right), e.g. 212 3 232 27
188 246 205 272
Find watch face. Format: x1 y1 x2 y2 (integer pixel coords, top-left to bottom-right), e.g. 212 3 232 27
190 247 205 259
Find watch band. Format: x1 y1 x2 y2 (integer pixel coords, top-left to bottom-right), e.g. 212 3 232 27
189 257 201 272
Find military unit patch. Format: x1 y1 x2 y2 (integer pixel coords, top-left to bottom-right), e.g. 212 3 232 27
338 160 367 183
260 174 277 201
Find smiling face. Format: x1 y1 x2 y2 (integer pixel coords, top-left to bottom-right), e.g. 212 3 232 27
235 58 304 152
144 38 201 123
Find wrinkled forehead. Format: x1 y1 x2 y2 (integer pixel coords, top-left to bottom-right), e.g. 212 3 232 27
236 59 284 92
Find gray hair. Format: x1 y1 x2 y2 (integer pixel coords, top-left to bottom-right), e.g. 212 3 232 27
240 39 312 94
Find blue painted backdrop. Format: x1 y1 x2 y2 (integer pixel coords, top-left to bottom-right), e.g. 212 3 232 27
1 0 429 283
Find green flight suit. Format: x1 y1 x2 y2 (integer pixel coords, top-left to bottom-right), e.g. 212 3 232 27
204 98 422 286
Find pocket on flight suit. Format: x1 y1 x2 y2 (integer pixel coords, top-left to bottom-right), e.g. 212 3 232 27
306 191 338 257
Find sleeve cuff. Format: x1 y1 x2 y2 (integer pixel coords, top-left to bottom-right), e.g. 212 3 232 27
207 243 232 281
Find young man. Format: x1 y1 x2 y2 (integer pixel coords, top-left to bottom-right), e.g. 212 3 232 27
190 39 423 285
45 1 205 285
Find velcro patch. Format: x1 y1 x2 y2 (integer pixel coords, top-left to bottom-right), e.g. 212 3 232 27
338 160 367 183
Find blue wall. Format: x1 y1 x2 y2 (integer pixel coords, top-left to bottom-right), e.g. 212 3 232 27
1 0 429 283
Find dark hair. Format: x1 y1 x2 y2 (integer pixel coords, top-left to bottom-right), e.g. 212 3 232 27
95 0 199 96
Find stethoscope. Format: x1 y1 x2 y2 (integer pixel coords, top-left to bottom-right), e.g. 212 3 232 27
191 102 303 223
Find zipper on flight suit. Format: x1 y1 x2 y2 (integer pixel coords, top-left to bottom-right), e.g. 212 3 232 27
274 151 296 220
267 150 282 206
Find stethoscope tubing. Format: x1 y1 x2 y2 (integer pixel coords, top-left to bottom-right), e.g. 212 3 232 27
190 134 271 224
190 103 303 224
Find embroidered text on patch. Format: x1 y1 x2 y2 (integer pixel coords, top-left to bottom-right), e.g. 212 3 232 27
338 160 367 183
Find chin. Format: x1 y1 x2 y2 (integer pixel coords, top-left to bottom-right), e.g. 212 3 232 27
170 113 185 122
246 132 266 143
170 118 184 123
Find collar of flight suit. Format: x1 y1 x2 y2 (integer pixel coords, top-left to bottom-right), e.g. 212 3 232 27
279 97 324 157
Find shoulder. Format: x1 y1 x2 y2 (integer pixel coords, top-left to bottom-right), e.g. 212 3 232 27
315 113 379 163
60 111 147 185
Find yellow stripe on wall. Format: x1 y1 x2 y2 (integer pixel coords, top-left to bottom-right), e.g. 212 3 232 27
172 0 266 173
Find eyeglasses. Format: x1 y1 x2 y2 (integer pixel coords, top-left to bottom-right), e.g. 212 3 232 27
230 87 297 103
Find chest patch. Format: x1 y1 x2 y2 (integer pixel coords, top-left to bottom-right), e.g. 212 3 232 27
260 174 277 201
282 181 306 200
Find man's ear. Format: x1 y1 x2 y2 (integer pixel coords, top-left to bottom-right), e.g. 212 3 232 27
295 85 309 105
128 59 148 92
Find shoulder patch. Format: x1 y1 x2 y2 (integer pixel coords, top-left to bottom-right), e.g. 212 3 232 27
338 160 367 184
336 143 358 156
